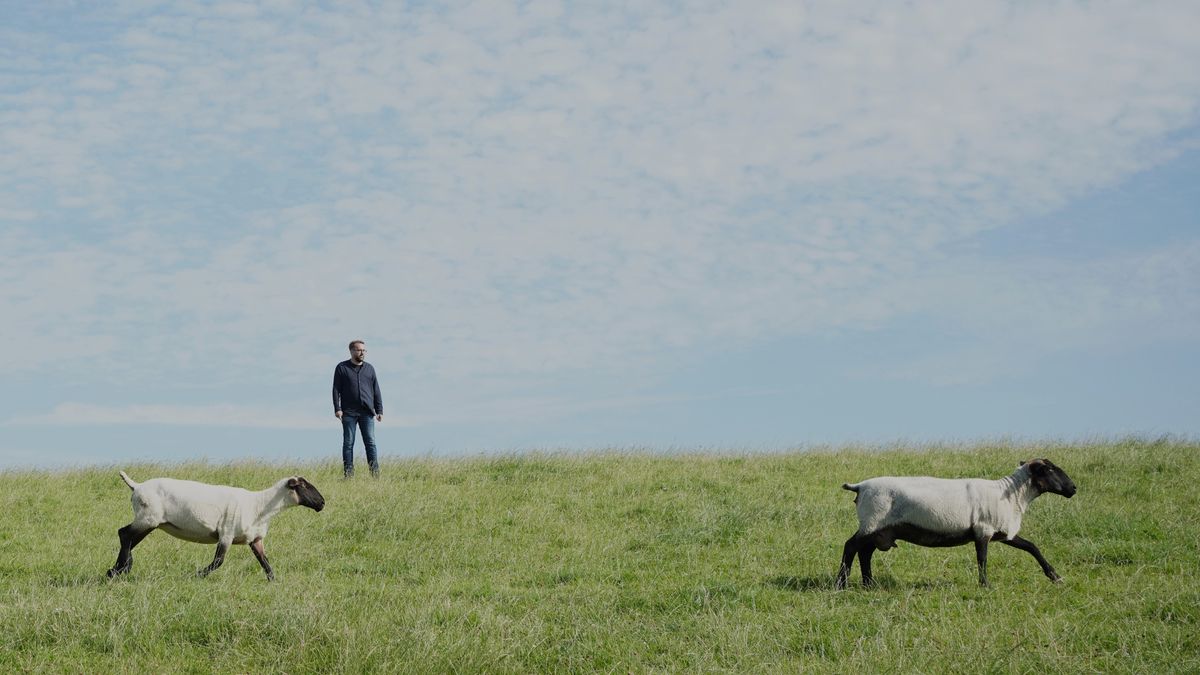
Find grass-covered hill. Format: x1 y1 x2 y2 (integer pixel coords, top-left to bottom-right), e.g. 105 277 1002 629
2 438 1197 673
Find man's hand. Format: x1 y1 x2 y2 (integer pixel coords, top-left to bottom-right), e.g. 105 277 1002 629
335 410 343 419
376 414 383 422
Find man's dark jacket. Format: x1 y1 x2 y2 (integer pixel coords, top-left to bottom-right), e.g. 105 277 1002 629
332 360 383 416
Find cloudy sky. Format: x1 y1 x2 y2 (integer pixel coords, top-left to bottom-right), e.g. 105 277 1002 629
2 1 1197 468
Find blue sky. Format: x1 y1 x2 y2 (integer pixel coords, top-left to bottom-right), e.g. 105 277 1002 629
2 1 1198 468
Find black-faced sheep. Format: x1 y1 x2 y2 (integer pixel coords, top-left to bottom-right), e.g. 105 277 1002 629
107 471 325 581
835 459 1076 588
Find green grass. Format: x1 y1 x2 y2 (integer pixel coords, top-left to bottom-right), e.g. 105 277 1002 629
2 438 1197 673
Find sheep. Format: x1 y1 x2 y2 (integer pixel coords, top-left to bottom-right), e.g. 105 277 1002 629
107 471 325 581
834 459 1076 589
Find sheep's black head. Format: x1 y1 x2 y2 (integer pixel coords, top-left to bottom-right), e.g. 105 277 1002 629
1022 459 1076 498
288 477 325 511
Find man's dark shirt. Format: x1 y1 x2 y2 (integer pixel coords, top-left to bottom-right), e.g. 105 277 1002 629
332 360 383 416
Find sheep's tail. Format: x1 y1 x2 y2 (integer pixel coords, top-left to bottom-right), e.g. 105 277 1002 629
118 471 139 490
841 482 862 504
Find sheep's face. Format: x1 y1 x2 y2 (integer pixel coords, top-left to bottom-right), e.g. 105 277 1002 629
1024 459 1076 498
287 477 326 511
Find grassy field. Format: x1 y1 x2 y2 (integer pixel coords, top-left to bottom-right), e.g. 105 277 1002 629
1 438 1197 673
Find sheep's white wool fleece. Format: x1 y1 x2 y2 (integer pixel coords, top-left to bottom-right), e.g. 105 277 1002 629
127 476 293 545
846 469 1033 541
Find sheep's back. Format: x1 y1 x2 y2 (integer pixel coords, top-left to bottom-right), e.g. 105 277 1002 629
134 478 251 536
853 476 979 533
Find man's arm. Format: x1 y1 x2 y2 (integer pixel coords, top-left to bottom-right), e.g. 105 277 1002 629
332 366 343 417
372 365 383 419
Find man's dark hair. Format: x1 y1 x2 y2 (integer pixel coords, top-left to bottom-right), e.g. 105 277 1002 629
348 340 365 350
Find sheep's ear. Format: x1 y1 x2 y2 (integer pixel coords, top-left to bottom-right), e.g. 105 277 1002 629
287 478 300 489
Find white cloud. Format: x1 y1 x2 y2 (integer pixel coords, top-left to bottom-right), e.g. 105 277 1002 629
0 1 1197 419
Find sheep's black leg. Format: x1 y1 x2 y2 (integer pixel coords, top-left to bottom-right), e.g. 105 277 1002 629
998 535 1062 582
107 525 153 578
108 526 135 577
836 535 860 590
857 544 877 588
197 542 229 578
249 538 274 582
974 537 990 587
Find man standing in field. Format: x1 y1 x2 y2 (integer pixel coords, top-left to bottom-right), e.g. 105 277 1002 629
333 339 384 478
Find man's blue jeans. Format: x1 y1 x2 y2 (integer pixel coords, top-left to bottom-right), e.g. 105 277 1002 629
341 413 379 477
